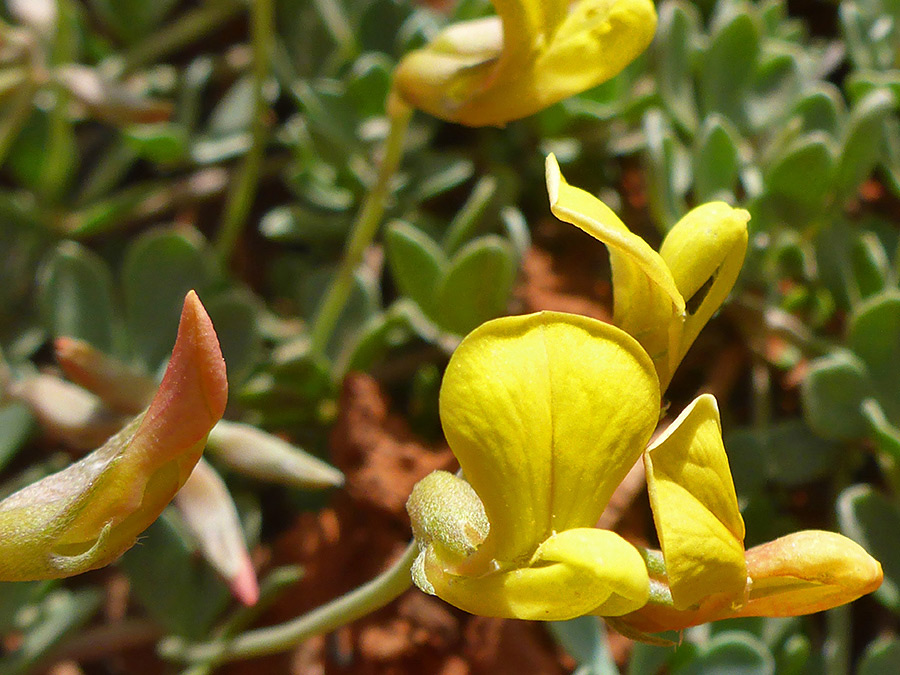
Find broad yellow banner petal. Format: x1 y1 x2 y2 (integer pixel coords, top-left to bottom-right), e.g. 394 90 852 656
645 394 747 609
439 312 659 562
534 0 658 105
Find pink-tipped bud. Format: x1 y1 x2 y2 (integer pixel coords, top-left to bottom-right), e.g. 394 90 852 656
174 458 259 606
0 291 227 581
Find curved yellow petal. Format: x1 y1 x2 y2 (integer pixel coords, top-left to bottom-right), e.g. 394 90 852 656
644 394 747 610
392 17 502 124
740 530 883 617
492 0 569 74
659 203 749 365
440 312 659 563
393 0 657 127
546 154 685 385
532 0 658 105
423 528 649 620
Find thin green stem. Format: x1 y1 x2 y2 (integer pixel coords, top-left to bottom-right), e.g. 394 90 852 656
213 0 274 265
308 100 413 359
177 566 304 675
823 604 851 675
104 1 243 78
161 541 417 664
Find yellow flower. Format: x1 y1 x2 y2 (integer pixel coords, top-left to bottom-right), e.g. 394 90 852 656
392 0 658 127
408 311 660 620
0 292 227 581
546 154 750 390
408 313 882 627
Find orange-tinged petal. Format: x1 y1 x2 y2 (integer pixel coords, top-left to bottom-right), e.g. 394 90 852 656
54 337 155 415
738 530 883 617
175 458 259 606
618 531 883 633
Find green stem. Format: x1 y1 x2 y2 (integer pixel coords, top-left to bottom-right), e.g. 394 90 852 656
161 541 417 664
823 604 851 675
104 1 244 77
213 0 274 265
177 566 304 675
308 100 413 358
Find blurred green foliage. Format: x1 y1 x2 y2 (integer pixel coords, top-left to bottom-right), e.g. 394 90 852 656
0 0 899 672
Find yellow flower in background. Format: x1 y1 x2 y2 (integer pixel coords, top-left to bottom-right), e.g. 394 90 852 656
408 312 882 628
0 292 227 581
546 154 750 390
392 0 658 127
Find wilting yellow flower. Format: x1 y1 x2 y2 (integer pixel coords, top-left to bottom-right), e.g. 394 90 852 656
393 0 658 127
0 291 227 581
408 312 882 627
546 154 750 389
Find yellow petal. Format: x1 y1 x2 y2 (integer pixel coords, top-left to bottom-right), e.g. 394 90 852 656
392 17 503 123
423 528 649 620
440 312 659 563
393 0 657 127
492 0 569 73
546 154 685 386
644 394 747 610
532 0 658 105
658 202 749 365
0 291 227 580
739 530 883 617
